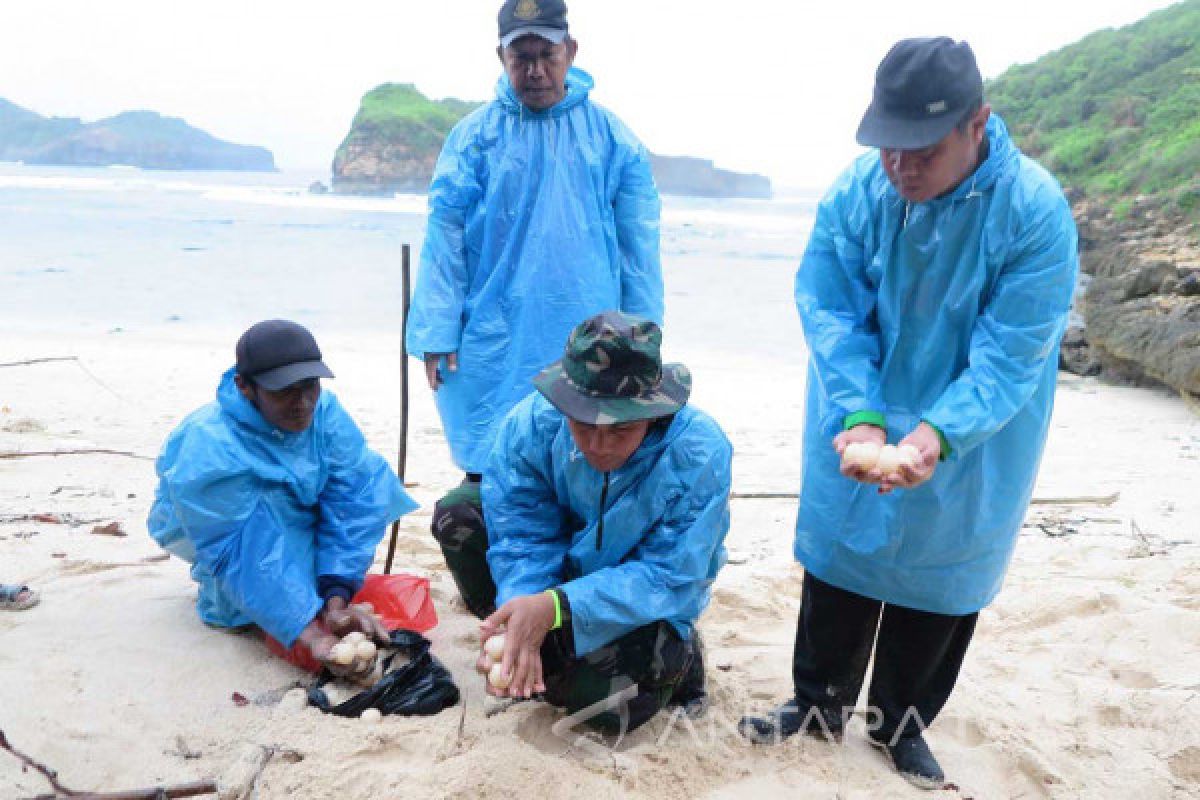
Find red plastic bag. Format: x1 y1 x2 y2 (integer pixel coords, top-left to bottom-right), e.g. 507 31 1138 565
264 573 438 673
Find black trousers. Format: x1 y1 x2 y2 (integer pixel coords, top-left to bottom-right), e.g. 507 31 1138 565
792 571 977 742
431 482 698 733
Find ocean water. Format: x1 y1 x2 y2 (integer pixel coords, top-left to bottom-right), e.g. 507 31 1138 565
0 164 817 357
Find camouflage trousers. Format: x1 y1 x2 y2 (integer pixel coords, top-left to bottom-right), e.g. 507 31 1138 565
431 480 700 733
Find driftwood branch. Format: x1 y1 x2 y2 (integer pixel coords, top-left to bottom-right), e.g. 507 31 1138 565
0 728 75 796
1029 492 1120 507
0 357 81 368
35 782 219 799
0 728 217 800
0 449 151 462
0 355 128 402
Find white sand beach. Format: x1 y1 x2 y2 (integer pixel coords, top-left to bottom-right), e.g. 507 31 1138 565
2 283 1198 800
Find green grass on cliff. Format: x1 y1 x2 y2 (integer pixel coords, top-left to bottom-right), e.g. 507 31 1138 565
339 84 479 155
989 0 1200 218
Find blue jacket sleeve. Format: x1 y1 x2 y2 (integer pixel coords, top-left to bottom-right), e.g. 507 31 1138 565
315 395 418 594
923 184 1078 457
795 173 886 429
483 401 570 605
561 436 733 656
155 438 322 647
406 120 484 359
614 138 664 324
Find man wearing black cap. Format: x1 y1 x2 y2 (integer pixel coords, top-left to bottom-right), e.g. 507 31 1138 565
740 39 1078 790
148 320 417 677
408 0 663 566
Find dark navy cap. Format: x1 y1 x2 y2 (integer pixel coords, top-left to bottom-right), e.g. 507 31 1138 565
857 37 984 150
498 0 568 48
235 319 334 391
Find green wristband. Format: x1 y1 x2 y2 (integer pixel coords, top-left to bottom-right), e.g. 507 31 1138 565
844 410 887 431
545 589 562 630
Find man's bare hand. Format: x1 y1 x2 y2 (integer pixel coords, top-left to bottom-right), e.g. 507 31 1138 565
833 424 887 484
321 597 389 643
424 353 458 391
480 593 556 699
879 422 942 494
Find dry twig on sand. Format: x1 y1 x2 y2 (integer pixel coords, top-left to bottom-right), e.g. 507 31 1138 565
0 449 151 462
0 728 218 799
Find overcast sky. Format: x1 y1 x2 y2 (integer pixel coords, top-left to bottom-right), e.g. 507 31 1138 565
1 0 1180 187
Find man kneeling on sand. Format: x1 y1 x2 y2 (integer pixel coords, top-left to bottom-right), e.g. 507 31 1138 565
444 311 733 733
147 320 417 677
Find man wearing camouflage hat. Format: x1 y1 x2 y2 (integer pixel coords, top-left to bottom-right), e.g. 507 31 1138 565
409 0 663 578
447 311 732 733
740 38 1077 789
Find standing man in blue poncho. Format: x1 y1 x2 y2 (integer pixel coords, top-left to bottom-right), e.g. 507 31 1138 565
148 320 418 676
407 0 663 607
740 39 1078 790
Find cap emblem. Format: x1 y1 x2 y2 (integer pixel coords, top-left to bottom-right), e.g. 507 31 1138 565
515 0 540 20
927 100 947 114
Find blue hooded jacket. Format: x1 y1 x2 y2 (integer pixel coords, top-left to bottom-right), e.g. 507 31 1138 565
483 394 732 657
407 67 664 473
794 116 1078 615
147 369 417 645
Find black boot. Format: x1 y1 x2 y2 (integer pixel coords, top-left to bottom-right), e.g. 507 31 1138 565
738 699 843 745
869 732 945 790
668 635 708 719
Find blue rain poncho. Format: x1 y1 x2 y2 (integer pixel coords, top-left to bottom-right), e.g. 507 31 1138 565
407 67 664 474
483 394 732 657
147 369 417 646
794 116 1078 615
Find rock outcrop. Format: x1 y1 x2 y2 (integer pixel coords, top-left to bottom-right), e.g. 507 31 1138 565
332 83 773 199
1067 199 1200 406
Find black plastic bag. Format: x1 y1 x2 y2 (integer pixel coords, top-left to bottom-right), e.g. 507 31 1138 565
308 629 460 717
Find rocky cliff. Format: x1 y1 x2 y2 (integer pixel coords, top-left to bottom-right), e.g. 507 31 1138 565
990 0 1199 406
332 83 772 199
0 99 275 171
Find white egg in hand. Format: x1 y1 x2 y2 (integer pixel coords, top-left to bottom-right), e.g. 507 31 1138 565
843 441 881 471
898 444 920 468
488 662 511 690
330 643 355 666
355 640 377 661
483 634 506 661
876 445 904 474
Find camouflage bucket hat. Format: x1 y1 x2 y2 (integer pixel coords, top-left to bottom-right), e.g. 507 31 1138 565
533 311 692 425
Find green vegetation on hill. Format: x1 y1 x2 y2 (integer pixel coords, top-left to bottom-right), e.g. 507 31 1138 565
988 0 1200 217
337 84 480 157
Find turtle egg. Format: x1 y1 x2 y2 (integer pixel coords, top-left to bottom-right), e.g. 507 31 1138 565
483 634 506 661
488 662 511 690
876 445 904 474
330 643 355 666
843 441 880 470
355 640 377 661
360 708 382 724
344 631 366 645
898 444 920 467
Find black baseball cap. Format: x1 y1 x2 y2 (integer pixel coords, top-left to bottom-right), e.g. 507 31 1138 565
235 319 334 391
498 0 568 48
857 37 984 150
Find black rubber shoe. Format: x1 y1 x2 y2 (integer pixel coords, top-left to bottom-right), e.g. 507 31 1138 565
668 635 709 719
870 732 945 790
738 700 843 745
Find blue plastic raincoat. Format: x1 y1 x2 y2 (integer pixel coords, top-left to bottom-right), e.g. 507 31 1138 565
794 116 1078 615
407 67 664 474
483 394 732 657
147 369 417 646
